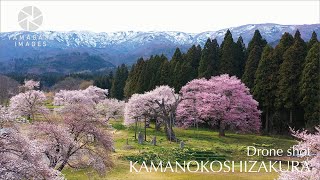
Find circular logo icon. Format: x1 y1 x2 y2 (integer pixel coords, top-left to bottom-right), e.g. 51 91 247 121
18 6 43 31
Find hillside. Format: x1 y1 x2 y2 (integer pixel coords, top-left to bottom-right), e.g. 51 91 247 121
1 52 115 74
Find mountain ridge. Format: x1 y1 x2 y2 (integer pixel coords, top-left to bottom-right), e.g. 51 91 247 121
0 23 319 68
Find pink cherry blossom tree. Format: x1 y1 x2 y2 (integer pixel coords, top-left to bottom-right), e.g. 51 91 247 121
125 85 181 141
53 85 108 107
9 80 48 121
21 79 40 91
124 93 149 140
1 105 14 128
53 89 95 107
83 85 108 103
30 117 113 174
97 98 125 121
124 93 149 125
0 105 27 128
3 84 114 176
0 127 63 180
30 86 114 174
279 126 320 180
177 74 261 136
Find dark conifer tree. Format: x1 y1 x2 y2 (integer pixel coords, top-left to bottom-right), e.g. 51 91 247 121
159 59 171 85
174 55 192 91
157 54 169 85
219 30 238 76
242 30 267 89
147 55 167 90
236 36 246 77
110 64 128 99
108 71 114 81
265 33 294 133
93 71 113 93
299 42 320 128
171 60 182 91
247 30 267 54
136 56 156 93
124 58 145 98
242 45 263 89
198 38 220 79
170 48 184 91
185 45 202 81
170 48 183 71
270 32 294 104
253 45 274 132
276 30 307 125
307 31 318 50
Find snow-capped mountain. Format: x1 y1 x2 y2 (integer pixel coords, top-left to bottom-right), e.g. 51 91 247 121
193 23 320 45
0 23 319 69
1 31 194 48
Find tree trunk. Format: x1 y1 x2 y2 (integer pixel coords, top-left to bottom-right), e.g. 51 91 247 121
165 124 176 142
57 159 68 171
45 152 58 168
218 121 225 137
31 109 35 121
197 121 199 136
134 118 137 140
265 108 269 132
57 146 72 171
145 119 150 128
289 110 293 124
155 119 161 131
219 127 225 137
144 117 147 141
164 120 176 142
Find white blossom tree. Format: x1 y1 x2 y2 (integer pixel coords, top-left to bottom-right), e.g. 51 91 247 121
2 83 115 177
125 85 181 141
30 86 114 174
97 98 125 121
0 127 64 180
22 79 40 91
9 80 48 121
0 105 27 128
279 126 320 180
53 85 108 107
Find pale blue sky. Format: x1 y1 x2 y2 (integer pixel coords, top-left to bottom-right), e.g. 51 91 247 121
1 0 319 33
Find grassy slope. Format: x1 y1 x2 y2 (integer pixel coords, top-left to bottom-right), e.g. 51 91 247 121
63 120 296 180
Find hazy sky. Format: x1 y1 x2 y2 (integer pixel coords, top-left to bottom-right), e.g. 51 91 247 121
1 0 319 33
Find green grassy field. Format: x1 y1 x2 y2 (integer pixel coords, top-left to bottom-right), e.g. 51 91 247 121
63 120 296 180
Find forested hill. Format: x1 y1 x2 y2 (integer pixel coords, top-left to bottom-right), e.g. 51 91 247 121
0 52 115 74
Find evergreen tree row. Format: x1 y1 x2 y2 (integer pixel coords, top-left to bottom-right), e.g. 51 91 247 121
123 30 250 96
98 30 319 133
94 64 128 99
254 31 319 132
